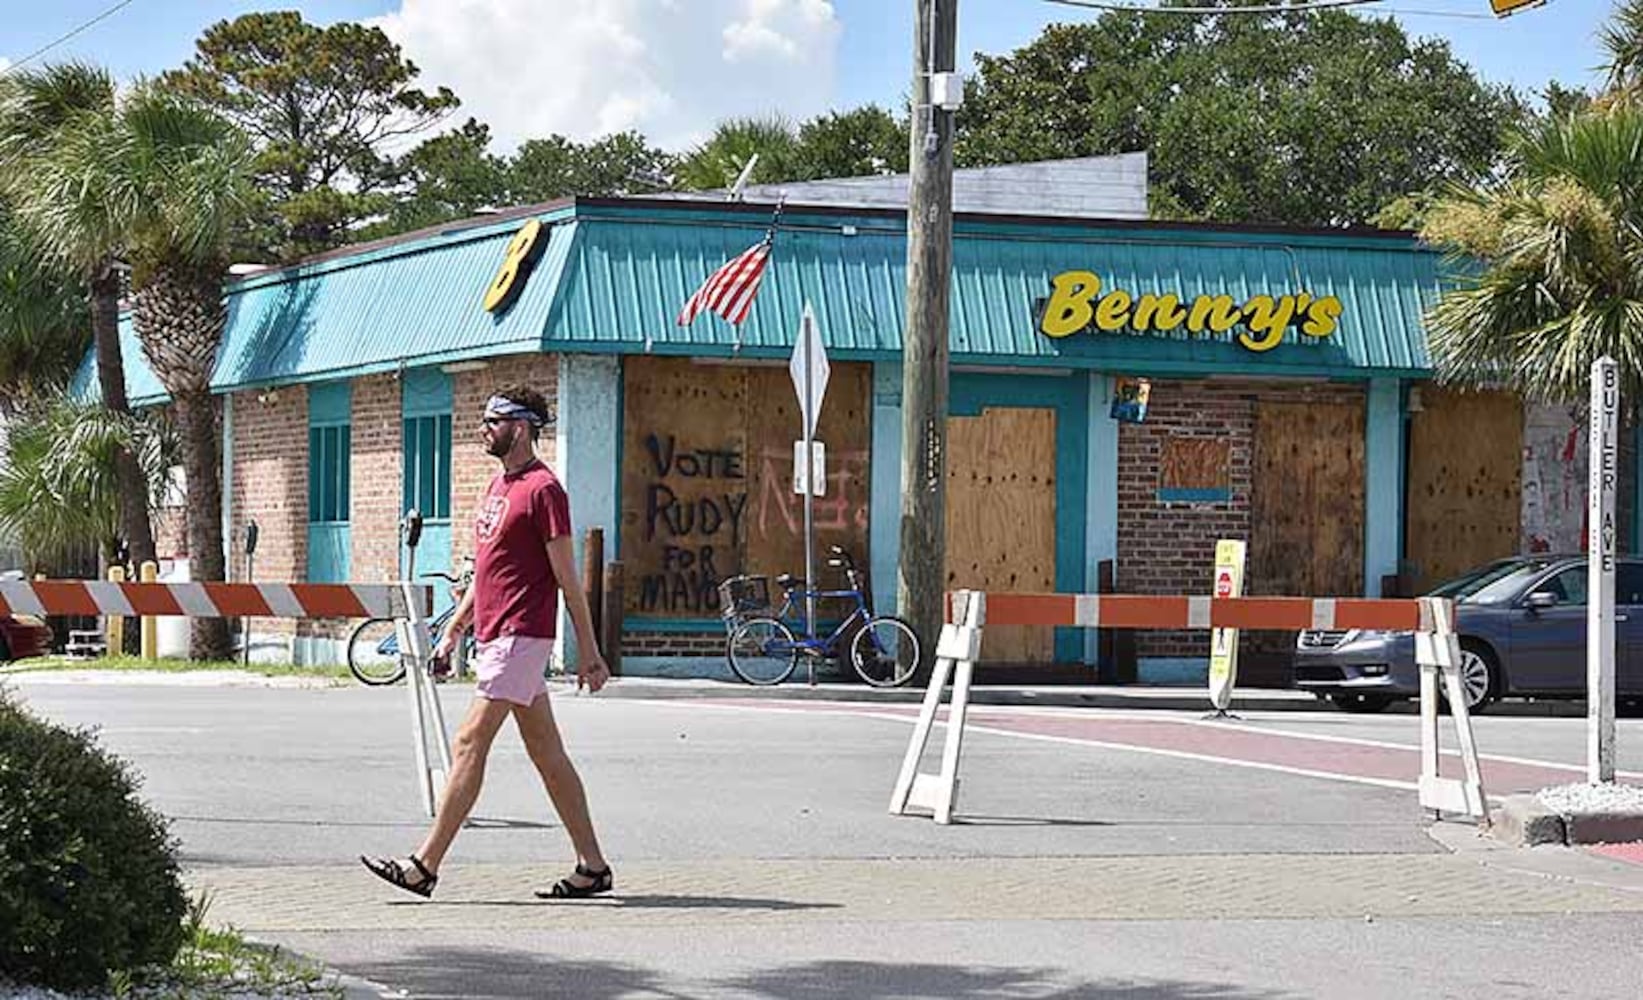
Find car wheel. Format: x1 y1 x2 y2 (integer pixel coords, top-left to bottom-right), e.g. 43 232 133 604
1441 641 1498 714
1330 693 1393 714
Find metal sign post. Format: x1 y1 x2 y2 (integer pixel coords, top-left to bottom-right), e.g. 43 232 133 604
1588 356 1619 783
790 302 830 684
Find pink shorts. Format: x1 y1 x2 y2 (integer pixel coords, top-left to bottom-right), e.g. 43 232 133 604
473 635 552 707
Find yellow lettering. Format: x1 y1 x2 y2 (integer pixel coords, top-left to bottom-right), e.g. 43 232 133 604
1301 295 1343 337
1133 294 1187 332
1040 271 1102 338
483 219 544 312
1187 295 1240 334
1093 290 1133 332
1236 295 1296 353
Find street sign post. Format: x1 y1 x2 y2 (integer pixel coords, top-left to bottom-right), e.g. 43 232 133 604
1588 355 1618 783
791 302 830 677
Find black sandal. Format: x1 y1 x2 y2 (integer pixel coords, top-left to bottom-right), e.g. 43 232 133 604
361 854 438 898
536 862 613 899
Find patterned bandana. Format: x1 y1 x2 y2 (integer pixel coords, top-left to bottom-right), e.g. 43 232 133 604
484 395 546 427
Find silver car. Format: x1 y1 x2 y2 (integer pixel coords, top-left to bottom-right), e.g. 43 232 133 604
1294 555 1643 713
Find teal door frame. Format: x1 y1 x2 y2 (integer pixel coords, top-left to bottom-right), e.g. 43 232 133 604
402 367 454 610
950 371 1089 663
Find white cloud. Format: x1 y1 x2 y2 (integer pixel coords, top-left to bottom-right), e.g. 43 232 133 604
370 0 841 153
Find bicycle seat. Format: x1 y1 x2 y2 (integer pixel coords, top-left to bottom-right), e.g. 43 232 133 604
775 573 804 591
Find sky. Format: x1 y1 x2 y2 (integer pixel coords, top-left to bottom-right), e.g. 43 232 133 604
0 0 1627 154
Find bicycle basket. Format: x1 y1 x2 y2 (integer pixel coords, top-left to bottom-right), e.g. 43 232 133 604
718 575 772 622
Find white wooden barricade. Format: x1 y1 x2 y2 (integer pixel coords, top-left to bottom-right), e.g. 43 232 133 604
890 589 1489 825
0 578 444 816
1415 596 1489 823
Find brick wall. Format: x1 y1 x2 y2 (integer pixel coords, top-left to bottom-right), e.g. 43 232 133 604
621 631 725 659
350 374 402 586
230 386 308 640
1117 379 1365 658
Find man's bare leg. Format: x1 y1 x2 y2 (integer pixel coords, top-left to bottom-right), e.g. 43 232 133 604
407 696 514 879
512 693 608 885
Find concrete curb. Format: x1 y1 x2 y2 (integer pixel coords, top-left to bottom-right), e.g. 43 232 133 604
594 677 1320 712
1493 794 1643 847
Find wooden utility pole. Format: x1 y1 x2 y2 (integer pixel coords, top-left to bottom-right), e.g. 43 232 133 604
898 0 959 660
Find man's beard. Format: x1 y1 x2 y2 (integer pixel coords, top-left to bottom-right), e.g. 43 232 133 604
485 427 516 457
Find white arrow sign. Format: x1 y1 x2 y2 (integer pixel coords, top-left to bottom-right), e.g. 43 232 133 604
789 302 830 439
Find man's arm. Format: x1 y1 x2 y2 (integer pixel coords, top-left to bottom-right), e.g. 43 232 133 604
546 534 609 692
433 583 476 659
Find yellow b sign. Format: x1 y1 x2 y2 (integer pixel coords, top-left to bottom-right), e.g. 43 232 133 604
483 218 546 313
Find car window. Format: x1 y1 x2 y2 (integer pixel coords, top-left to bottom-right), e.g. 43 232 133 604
1427 560 1521 598
1619 563 1643 606
1463 561 1561 604
1533 567 1588 606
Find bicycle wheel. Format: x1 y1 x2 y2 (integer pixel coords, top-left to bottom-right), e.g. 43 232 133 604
850 616 921 687
726 617 799 686
347 617 409 686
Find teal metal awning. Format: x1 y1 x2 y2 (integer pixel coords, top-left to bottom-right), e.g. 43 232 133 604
75 197 1441 406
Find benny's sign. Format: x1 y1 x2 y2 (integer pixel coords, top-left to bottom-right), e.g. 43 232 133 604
1036 270 1343 353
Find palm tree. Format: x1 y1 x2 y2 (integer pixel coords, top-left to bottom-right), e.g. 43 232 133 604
0 395 177 572
1602 0 1643 104
1419 106 1643 408
24 81 253 658
676 116 803 191
0 203 90 412
0 63 157 567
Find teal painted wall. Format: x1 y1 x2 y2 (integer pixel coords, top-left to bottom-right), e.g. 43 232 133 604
950 370 1089 663
555 354 622 664
1364 378 1403 596
1084 373 1119 664
870 363 903 616
307 381 351 583
401 367 453 607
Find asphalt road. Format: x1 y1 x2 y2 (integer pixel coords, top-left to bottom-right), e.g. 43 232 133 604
11 676 1643 999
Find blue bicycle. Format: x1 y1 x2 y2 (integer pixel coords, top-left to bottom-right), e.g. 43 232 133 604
346 562 475 686
721 546 921 687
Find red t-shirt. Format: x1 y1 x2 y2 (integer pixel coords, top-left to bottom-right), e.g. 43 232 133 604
472 459 572 643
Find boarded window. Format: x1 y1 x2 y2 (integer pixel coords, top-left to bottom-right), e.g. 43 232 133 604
1158 435 1231 503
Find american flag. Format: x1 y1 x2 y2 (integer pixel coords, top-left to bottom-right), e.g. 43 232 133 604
676 237 773 327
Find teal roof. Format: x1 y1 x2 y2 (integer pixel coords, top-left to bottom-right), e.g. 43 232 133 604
76 198 1440 405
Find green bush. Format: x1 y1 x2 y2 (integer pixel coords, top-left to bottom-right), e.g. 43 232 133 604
0 689 187 992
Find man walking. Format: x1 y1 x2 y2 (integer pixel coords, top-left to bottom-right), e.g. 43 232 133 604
362 385 614 899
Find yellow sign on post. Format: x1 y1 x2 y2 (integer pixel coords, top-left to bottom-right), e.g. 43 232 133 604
1208 539 1247 714
1489 0 1544 16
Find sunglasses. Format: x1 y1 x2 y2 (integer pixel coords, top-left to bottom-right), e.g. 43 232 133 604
481 415 516 427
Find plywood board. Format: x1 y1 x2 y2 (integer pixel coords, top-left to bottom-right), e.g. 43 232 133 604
944 406 1057 664
1159 435 1232 501
620 357 749 617
1406 387 1522 592
1250 400 1365 601
620 357 871 621
743 364 872 613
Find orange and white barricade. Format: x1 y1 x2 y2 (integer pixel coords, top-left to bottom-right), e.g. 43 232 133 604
0 578 448 817
890 590 1487 826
